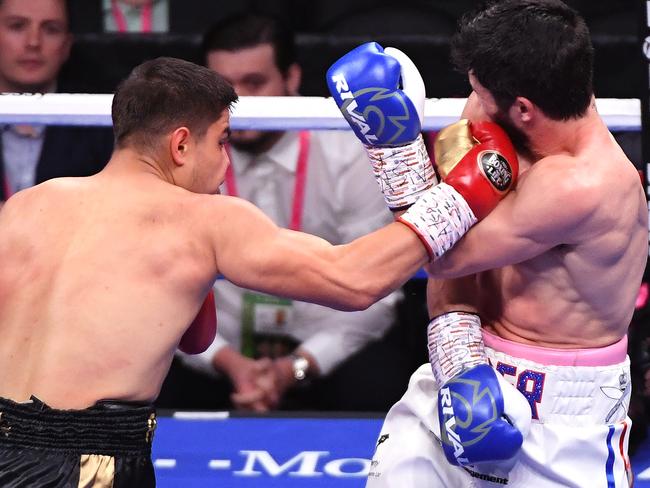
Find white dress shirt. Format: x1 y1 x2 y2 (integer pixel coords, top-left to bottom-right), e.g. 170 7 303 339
180 130 401 376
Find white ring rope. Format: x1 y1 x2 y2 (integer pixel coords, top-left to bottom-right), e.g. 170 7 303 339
0 94 640 131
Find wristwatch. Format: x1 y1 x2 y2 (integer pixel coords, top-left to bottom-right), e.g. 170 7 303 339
291 354 310 381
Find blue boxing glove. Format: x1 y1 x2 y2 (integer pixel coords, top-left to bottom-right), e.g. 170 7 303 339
327 42 423 146
326 42 437 210
438 364 531 466
428 312 531 466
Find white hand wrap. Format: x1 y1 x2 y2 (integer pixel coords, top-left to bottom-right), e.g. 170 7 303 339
365 134 437 210
427 312 487 386
398 182 477 260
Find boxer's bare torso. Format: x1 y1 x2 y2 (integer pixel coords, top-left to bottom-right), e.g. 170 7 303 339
0 113 426 410
428 105 647 349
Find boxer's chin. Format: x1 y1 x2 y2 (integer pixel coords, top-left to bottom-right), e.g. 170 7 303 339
230 130 282 155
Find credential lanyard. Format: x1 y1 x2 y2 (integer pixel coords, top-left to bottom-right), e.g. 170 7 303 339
111 0 152 33
225 131 310 231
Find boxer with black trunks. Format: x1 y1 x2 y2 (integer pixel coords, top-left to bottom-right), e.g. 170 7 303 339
327 1 648 486
0 55 517 486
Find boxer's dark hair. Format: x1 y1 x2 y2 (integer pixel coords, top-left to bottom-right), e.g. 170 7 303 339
451 0 593 120
112 57 237 151
201 14 296 76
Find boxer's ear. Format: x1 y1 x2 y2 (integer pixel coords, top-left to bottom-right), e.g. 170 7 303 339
510 97 534 124
170 127 191 166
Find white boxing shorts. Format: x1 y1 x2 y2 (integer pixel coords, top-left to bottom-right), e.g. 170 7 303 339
367 330 632 488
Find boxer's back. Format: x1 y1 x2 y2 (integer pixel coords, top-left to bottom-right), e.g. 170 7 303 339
0 172 219 408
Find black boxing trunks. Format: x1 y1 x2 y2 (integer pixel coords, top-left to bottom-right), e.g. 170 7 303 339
0 395 156 488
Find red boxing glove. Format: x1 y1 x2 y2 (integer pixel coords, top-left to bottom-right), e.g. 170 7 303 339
179 290 217 354
442 120 518 220
398 120 518 260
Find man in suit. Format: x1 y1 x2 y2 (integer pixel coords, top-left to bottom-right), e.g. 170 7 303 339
0 0 113 204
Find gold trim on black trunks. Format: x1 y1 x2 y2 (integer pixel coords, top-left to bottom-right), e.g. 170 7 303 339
78 454 115 487
145 412 157 443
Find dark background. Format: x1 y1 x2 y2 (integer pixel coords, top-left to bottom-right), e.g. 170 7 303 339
61 0 643 100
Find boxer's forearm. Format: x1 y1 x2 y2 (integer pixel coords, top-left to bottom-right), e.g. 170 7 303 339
426 276 480 319
227 222 427 312
282 222 427 311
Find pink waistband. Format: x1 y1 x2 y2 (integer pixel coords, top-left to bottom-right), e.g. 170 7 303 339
482 329 627 367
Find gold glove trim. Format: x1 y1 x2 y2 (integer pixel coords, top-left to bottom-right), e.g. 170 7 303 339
434 119 477 179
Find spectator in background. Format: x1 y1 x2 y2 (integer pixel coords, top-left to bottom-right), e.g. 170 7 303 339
0 0 113 205
66 0 242 35
156 14 412 412
102 0 169 34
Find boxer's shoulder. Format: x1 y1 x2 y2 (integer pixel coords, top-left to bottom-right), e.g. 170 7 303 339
192 192 257 215
186 193 270 237
519 154 595 200
1 179 65 218
493 154 605 247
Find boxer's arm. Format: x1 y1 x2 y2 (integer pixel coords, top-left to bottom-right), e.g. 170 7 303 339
427 268 531 466
427 310 532 466
210 196 427 311
427 155 598 278
426 275 480 319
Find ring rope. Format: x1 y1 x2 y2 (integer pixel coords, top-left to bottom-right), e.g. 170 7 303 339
0 94 640 131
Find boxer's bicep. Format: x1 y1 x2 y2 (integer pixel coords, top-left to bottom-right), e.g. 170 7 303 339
211 197 362 307
232 227 338 295
211 198 323 292
425 193 542 277
219 226 367 310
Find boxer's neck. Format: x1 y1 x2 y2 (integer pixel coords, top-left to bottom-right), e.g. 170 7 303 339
527 109 602 161
106 147 175 185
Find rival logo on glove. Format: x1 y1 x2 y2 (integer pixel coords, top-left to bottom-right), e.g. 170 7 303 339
331 73 379 144
440 387 470 465
478 151 513 193
330 73 413 146
439 377 500 466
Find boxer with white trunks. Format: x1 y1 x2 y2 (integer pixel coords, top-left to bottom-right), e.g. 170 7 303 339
327 1 647 486
369 326 633 487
